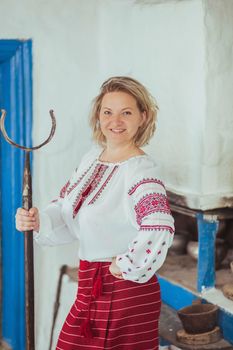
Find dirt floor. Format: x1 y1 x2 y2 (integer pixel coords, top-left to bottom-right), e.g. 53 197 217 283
0 341 11 350
158 250 233 292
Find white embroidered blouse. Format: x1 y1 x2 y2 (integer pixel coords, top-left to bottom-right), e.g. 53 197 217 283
34 147 175 283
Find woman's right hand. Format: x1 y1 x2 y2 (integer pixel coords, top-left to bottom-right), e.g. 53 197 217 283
15 207 40 232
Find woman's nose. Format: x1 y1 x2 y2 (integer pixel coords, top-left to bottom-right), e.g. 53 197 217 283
112 113 123 124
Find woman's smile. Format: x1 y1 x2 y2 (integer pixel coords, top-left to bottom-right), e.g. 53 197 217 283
110 128 126 134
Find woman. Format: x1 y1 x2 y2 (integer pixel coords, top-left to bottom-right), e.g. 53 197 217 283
16 76 174 350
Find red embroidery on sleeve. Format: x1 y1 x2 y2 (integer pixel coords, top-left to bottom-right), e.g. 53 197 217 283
128 178 165 195
134 193 171 226
140 225 174 234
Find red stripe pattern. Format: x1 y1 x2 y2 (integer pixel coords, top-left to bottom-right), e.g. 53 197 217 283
56 260 161 350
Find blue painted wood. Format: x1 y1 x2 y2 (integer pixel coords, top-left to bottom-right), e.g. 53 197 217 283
0 64 2 104
0 39 32 350
159 338 170 346
158 276 198 309
219 309 233 345
197 213 219 292
0 40 21 62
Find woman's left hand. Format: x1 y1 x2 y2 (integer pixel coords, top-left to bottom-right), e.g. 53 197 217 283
109 257 123 279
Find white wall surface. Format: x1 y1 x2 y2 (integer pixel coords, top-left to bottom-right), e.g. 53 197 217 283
202 0 233 196
0 0 233 349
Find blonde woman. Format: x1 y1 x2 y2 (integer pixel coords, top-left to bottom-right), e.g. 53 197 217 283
16 76 174 350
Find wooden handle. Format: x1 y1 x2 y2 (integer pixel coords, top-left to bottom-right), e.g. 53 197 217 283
23 152 35 350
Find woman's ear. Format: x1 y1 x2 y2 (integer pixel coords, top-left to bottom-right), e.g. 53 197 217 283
140 111 147 126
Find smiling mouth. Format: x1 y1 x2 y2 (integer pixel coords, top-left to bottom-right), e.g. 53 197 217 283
110 129 126 134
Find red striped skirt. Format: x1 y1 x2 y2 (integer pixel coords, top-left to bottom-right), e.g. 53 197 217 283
56 260 161 350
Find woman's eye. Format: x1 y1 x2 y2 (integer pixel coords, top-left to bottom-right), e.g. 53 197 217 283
104 110 111 115
123 111 132 116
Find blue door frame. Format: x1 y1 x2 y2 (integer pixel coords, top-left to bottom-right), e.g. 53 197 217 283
0 39 33 350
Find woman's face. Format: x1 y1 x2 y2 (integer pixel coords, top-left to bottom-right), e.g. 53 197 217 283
99 91 146 147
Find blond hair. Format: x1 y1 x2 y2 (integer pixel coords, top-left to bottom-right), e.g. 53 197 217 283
90 76 159 147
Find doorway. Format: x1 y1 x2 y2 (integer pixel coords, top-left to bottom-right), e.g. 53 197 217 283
0 39 32 350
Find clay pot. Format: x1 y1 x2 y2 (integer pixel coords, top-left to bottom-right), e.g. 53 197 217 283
187 238 228 269
169 231 189 255
187 241 198 260
177 303 218 334
230 261 233 274
215 238 228 268
225 221 233 248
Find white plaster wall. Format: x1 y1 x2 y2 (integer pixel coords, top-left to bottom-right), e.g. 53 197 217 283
130 0 206 195
0 0 232 349
202 0 233 197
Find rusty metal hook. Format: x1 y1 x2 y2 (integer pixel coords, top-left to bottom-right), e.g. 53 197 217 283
0 109 56 150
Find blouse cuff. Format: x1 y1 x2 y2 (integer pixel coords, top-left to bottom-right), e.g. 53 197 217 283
33 211 53 245
115 227 174 283
33 211 76 246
